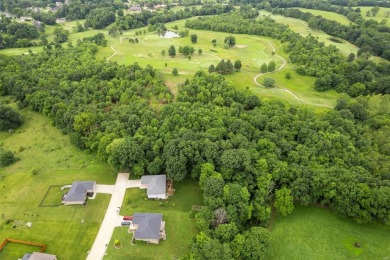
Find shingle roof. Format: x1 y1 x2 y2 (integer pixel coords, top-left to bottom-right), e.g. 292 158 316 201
23 252 57 260
64 181 95 203
133 213 162 240
140 175 166 196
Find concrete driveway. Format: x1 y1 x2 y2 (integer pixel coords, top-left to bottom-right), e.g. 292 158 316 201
127 179 141 188
95 184 114 194
86 173 129 260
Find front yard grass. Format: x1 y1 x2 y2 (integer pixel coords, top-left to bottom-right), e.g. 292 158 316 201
269 205 390 259
104 179 202 260
0 108 116 259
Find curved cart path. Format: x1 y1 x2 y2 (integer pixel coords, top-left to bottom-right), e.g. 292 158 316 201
87 173 130 260
253 43 333 108
106 36 127 61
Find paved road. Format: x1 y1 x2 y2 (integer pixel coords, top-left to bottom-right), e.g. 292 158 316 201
87 173 129 260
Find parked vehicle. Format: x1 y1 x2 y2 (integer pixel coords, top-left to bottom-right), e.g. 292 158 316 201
121 221 131 226
123 216 133 220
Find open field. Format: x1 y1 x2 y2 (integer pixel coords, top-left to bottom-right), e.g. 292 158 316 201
269 205 390 259
0 17 340 107
297 8 353 25
360 6 390 23
0 105 116 259
105 179 202 259
260 10 359 57
95 19 339 107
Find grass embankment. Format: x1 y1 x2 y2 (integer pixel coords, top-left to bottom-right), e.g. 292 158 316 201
297 8 353 25
360 6 390 23
269 205 390 259
105 179 202 260
0 107 116 260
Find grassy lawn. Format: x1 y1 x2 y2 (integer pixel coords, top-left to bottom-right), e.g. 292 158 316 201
269 205 390 259
0 241 43 260
297 8 353 25
360 6 390 23
104 179 202 260
260 10 359 57
40 185 64 206
0 106 117 259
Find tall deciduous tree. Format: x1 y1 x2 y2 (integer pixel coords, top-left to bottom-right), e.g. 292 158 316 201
168 45 176 57
274 187 294 216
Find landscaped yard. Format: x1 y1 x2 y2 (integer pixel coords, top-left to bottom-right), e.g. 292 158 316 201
104 179 202 260
0 107 116 259
269 205 390 259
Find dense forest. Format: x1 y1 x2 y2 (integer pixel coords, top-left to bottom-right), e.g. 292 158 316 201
185 11 390 95
0 43 389 257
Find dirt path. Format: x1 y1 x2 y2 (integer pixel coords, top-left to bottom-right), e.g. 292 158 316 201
253 43 333 108
106 36 127 61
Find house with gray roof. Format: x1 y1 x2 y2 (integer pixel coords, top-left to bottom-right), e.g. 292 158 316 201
22 252 57 260
62 181 95 205
130 213 165 244
140 175 166 199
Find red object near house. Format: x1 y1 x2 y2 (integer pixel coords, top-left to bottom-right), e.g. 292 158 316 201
123 216 133 220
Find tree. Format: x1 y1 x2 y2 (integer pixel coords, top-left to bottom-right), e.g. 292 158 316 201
168 45 176 57
161 49 166 56
224 36 236 48
234 60 242 71
208 64 216 73
347 53 355 62
191 34 198 44
263 78 275 88
211 39 217 47
260 63 268 73
198 49 202 55
0 147 17 167
0 106 23 131
348 82 365 97
172 68 178 76
274 187 294 216
268 60 276 72
53 27 69 43
108 25 122 37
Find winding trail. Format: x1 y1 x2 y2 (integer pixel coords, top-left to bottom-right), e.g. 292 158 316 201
106 36 127 61
253 43 333 108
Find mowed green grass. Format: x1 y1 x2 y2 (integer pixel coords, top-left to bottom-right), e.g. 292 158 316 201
105 179 202 260
297 8 353 25
260 10 359 57
360 6 390 23
269 205 390 259
0 242 43 260
96 19 339 107
0 107 116 259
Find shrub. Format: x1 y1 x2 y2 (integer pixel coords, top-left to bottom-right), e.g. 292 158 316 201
0 105 23 131
31 168 39 175
263 78 275 88
0 147 18 167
